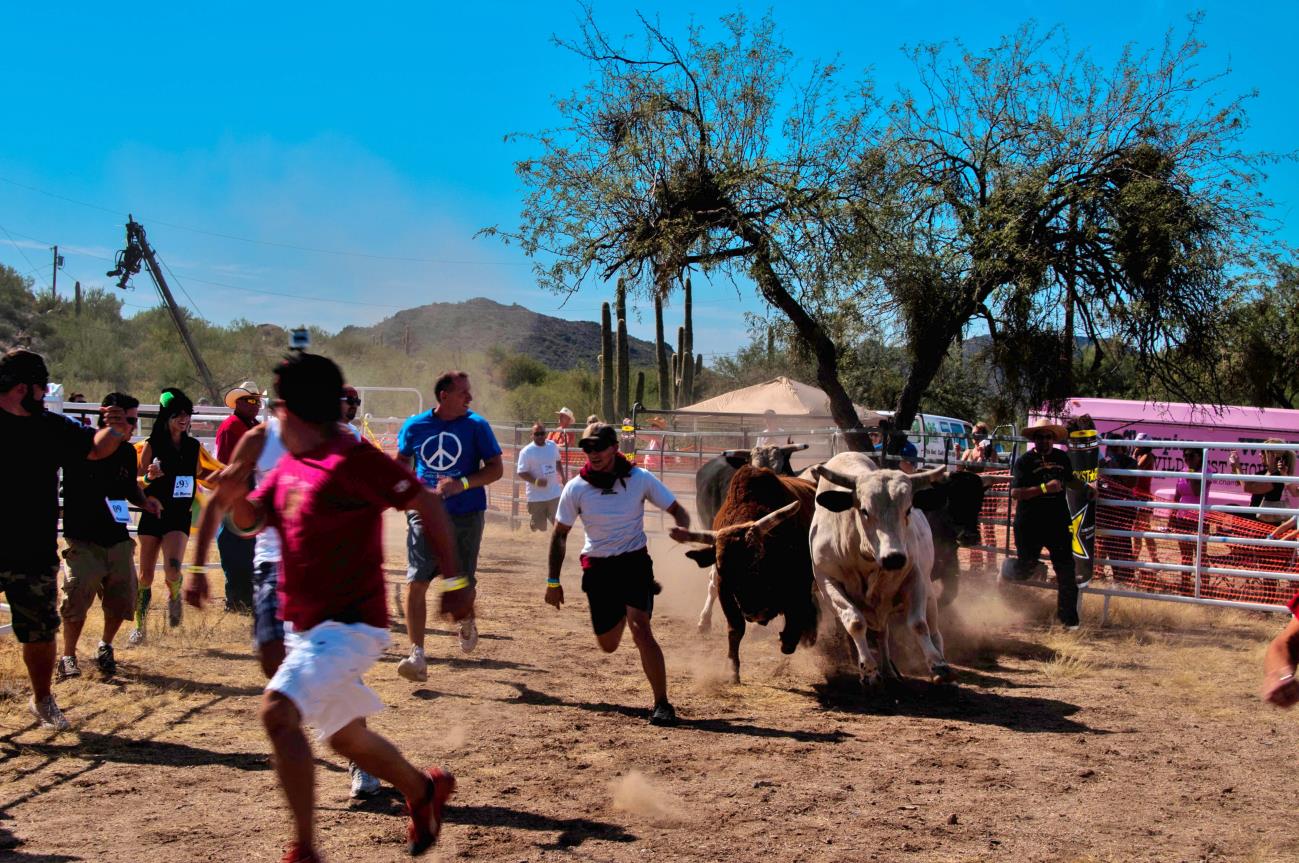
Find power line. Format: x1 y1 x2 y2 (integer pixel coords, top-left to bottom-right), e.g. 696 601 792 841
0 223 51 291
0 176 530 266
158 255 205 321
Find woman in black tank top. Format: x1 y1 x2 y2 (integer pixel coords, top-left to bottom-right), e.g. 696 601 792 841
130 389 218 644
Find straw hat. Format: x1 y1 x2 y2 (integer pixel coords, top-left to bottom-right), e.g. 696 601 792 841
224 381 262 409
1022 418 1067 443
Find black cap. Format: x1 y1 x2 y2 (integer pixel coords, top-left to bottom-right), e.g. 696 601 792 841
579 422 618 449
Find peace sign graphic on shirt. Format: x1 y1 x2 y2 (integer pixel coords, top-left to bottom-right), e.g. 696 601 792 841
419 431 462 473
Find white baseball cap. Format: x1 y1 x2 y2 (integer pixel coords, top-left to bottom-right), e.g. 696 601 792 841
556 407 575 420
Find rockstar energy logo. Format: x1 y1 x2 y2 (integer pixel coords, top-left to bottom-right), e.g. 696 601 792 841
1073 467 1098 483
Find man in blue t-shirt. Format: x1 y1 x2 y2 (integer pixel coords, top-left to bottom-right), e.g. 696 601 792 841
395 371 502 681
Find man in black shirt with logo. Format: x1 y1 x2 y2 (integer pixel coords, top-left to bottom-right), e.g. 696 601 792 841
0 350 132 731
1007 418 1081 629
58 392 162 680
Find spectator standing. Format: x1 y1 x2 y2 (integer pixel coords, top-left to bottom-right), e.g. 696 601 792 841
0 349 133 730
1132 434 1161 567
754 410 785 448
341 385 363 441
57 392 162 681
548 407 577 482
1007 418 1080 629
396 371 503 680
516 422 563 531
546 423 692 726
960 422 1001 570
1170 448 1204 593
215 381 262 612
1097 437 1139 580
1229 440 1297 525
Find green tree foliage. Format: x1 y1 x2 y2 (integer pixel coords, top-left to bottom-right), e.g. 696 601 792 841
1220 264 1299 409
0 264 49 348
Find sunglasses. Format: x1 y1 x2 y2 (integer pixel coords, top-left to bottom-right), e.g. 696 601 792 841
532 431 547 437
342 397 362 406
237 396 260 404
1031 434 1054 442
581 441 613 454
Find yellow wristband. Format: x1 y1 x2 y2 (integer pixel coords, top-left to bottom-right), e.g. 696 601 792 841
185 564 207 576
460 476 470 491
442 576 471 591
1039 483 1048 494
547 579 561 588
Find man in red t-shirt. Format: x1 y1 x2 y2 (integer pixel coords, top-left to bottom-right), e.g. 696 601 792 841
185 353 471 863
1262 594 1299 708
215 381 263 611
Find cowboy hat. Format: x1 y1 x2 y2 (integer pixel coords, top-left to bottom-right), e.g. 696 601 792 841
1022 418 1067 443
224 381 262 409
648 416 668 429
556 406 575 421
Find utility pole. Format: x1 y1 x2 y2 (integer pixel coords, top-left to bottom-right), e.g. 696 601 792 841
50 245 62 300
107 216 221 403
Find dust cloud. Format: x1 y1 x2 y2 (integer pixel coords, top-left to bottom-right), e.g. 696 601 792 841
609 770 685 824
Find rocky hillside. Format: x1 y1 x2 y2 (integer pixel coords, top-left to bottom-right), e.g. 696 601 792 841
336 297 660 370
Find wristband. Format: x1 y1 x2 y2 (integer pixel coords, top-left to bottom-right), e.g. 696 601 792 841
185 564 207 576
547 579 561 588
107 426 126 439
460 476 470 491
442 576 471 591
1039 483 1048 494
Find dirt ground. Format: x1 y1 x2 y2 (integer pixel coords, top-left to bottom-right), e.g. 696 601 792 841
3 516 1299 863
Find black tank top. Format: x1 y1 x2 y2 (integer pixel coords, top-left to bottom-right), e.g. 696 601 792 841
144 434 200 512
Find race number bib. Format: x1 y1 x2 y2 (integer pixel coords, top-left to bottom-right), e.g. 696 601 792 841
105 498 131 524
173 475 195 499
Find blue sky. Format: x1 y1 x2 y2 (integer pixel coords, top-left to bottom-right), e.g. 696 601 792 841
2 1 1295 360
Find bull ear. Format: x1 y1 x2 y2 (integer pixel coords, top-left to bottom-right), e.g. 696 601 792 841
813 465 858 489
815 490 854 513
684 547 717 568
910 466 950 492
722 449 749 469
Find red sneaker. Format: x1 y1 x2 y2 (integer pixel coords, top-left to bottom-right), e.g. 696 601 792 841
407 766 455 856
280 843 321 863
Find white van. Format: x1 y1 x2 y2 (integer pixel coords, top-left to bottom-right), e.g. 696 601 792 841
875 411 974 467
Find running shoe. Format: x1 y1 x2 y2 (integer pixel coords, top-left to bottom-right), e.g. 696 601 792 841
397 646 428 682
279 842 321 863
29 695 70 731
95 643 117 677
349 761 381 798
458 618 478 654
406 766 455 856
649 700 678 727
127 628 146 647
56 655 81 681
168 595 183 627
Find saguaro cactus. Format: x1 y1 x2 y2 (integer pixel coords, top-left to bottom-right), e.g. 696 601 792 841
600 302 614 422
634 371 645 408
615 278 630 419
655 294 671 410
680 277 695 406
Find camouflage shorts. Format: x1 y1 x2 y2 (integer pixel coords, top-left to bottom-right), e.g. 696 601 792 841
0 565 60 643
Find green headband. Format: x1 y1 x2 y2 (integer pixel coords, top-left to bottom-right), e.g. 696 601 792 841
159 391 174 408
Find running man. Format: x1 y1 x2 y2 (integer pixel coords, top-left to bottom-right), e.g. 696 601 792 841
184 352 468 861
545 422 691 726
0 349 133 730
516 421 562 531
397 371 502 680
58 392 162 680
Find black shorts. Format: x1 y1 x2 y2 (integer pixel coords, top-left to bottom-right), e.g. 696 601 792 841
579 547 657 636
137 501 194 538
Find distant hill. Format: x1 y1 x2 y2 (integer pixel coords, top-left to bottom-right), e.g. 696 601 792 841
336 297 662 370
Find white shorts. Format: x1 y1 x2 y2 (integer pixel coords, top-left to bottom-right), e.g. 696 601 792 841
267 620 389 741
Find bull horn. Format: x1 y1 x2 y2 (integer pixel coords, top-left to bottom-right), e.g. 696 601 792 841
750 500 800 536
910 466 950 491
721 449 749 459
813 464 858 490
778 443 810 454
678 529 718 545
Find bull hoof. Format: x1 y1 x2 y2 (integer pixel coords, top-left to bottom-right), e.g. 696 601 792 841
779 638 797 655
930 663 956 684
730 669 741 685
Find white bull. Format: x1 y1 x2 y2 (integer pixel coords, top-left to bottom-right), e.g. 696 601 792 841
809 452 954 689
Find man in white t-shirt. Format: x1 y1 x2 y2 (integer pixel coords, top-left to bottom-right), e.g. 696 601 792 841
517 422 563 531
754 409 786 448
544 423 690 726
